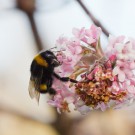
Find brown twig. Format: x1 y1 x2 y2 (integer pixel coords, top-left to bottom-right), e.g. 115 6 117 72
16 0 43 51
76 0 110 37
27 14 43 51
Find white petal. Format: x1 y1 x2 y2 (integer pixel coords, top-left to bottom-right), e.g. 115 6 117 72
115 43 123 52
113 66 120 76
117 53 124 59
64 96 74 103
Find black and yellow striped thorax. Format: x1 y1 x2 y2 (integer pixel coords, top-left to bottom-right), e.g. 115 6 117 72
34 54 48 67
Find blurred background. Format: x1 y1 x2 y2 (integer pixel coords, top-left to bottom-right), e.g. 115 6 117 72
0 0 135 135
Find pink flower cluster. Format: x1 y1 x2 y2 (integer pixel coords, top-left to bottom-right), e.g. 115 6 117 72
106 36 135 105
47 25 135 114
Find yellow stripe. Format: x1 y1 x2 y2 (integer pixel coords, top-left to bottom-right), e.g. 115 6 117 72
40 84 47 91
34 55 48 67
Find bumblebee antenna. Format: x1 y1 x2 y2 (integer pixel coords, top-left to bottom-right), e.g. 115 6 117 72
49 46 57 50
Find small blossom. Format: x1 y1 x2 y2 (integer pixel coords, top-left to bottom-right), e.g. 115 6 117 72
96 102 108 111
113 65 125 82
85 25 101 40
72 25 101 46
115 42 134 60
72 27 85 40
67 40 82 55
105 35 125 57
56 36 68 50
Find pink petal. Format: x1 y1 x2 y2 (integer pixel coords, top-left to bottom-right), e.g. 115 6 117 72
72 27 85 39
91 25 101 38
72 28 79 37
87 37 96 44
64 96 74 103
127 85 135 94
75 46 82 54
77 105 90 114
98 102 107 111
87 73 94 80
130 62 135 69
68 45 82 55
112 81 120 91
116 36 125 43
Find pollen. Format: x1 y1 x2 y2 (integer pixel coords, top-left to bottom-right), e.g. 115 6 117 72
40 84 47 90
75 63 127 109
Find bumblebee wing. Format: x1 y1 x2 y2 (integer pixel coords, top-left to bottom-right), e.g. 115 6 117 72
28 78 40 103
29 67 43 103
29 80 40 103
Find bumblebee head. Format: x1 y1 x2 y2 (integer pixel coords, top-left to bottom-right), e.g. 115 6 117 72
41 50 60 67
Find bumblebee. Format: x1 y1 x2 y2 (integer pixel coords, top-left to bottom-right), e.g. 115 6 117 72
29 50 77 102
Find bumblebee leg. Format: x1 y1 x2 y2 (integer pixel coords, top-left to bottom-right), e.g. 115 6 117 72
69 78 78 83
53 73 78 83
44 77 56 95
47 77 53 87
48 88 56 95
